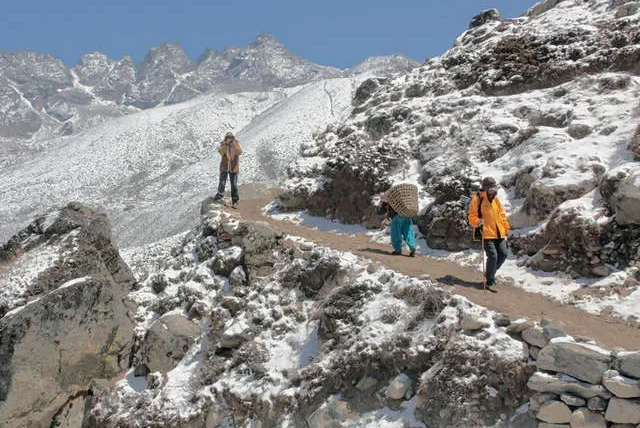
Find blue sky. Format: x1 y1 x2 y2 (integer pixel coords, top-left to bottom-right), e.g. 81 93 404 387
2 0 537 68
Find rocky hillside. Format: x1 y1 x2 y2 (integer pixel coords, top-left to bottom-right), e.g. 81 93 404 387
0 202 134 427
280 0 640 279
0 33 417 145
0 199 533 427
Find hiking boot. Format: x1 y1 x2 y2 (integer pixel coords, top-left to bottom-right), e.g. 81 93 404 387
409 247 416 257
231 201 239 209
391 250 401 255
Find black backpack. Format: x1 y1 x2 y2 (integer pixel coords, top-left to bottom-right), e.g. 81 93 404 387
464 194 483 241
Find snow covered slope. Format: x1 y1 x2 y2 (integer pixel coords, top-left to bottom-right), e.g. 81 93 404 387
0 76 366 247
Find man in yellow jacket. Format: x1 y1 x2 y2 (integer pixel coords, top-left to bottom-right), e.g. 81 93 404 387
213 132 243 207
467 177 511 288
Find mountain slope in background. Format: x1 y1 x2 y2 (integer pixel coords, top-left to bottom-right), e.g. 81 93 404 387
0 77 361 247
0 33 418 164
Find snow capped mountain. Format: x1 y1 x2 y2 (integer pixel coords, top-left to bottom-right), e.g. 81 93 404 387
0 33 415 160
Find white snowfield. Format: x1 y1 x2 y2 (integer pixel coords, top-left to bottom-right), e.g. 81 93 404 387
0 76 363 247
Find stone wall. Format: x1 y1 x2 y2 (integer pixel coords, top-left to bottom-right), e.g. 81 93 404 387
509 318 640 427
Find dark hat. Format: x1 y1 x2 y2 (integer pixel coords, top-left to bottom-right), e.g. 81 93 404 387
481 176 497 190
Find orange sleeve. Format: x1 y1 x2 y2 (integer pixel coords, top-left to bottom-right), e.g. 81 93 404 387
496 198 510 232
468 195 481 228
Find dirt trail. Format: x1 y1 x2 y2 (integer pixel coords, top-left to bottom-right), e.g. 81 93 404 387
222 189 640 350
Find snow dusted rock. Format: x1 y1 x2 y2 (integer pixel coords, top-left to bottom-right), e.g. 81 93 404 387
536 340 613 384
209 246 243 277
142 313 200 374
0 202 144 428
528 372 613 399
570 407 606 428
616 2 640 18
617 351 640 378
536 400 572 424
605 397 640 424
600 163 640 225
513 200 608 277
603 370 640 398
460 314 490 331
385 373 412 400
307 396 358 428
231 221 282 276
0 203 135 427
469 9 502 29
219 318 251 349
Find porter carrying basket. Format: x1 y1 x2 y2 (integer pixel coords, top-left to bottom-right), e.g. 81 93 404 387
385 183 419 217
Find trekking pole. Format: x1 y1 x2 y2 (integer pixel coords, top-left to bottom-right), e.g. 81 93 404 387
481 233 486 290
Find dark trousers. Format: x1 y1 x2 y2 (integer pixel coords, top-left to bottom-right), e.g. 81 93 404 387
484 239 508 284
215 171 239 203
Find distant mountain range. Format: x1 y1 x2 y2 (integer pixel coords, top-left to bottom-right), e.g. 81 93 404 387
0 33 418 142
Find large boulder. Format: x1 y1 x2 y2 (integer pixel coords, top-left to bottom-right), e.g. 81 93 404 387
0 202 135 428
600 163 640 225
536 340 612 384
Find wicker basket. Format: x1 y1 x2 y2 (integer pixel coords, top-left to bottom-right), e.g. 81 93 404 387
385 183 419 217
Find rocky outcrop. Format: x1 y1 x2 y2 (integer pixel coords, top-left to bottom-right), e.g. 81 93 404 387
85 204 531 428
0 202 134 428
600 163 640 225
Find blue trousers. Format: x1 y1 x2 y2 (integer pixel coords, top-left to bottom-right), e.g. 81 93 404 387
390 215 416 252
215 171 239 203
484 239 508 284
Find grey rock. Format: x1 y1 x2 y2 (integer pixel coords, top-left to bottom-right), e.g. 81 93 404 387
605 397 640 424
536 400 571 423
219 319 251 349
570 407 606 428
531 393 560 411
385 374 412 400
568 123 593 140
0 208 134 428
536 341 612 384
355 376 378 391
616 2 640 18
528 372 613 399
460 315 490 331
307 397 357 428
587 396 608 411
560 393 586 407
600 164 640 226
603 370 640 398
541 318 568 340
522 326 549 348
143 313 200 374
507 319 535 335
530 346 542 360
617 351 640 378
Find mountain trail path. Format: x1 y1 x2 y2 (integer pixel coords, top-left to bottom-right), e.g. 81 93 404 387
220 186 640 350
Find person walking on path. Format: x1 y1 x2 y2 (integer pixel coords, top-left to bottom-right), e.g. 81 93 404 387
382 198 416 257
214 132 243 208
467 176 511 289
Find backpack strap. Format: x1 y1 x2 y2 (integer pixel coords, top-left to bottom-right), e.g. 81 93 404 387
477 195 483 220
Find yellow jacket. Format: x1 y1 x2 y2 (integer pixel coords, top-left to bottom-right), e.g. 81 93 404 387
467 191 510 239
218 140 243 173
